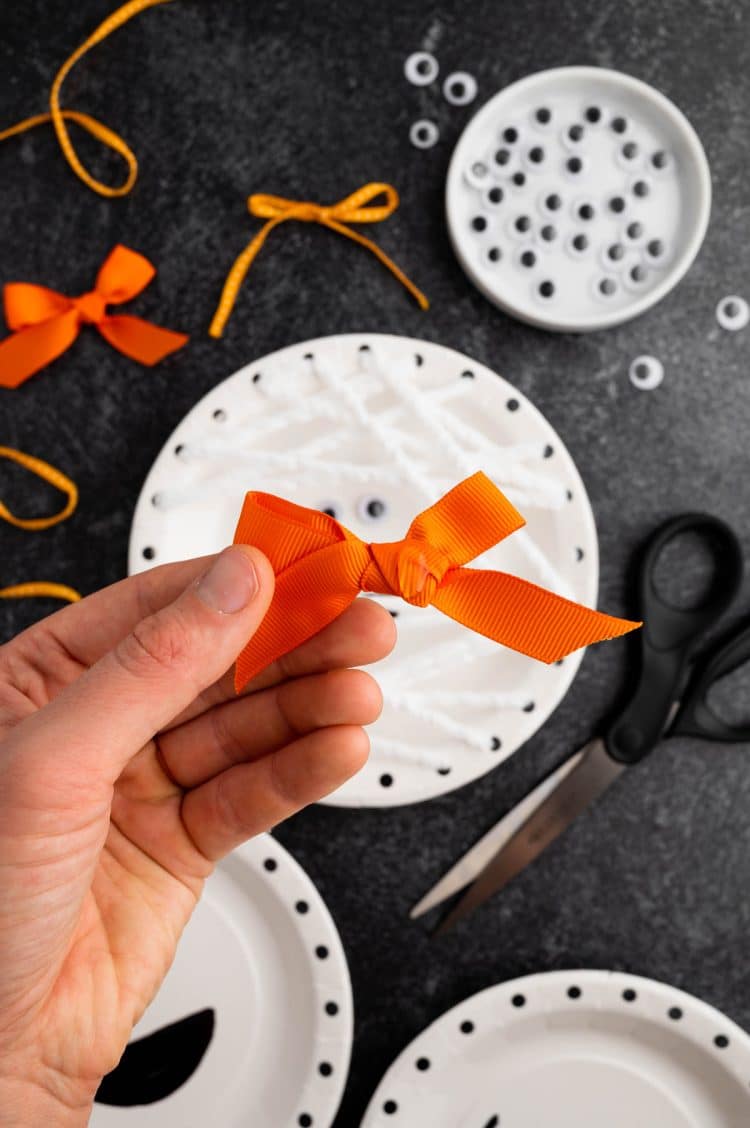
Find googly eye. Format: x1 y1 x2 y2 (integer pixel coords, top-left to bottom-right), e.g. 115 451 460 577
624 219 645 244
716 295 749 331
410 119 439 149
618 140 640 166
482 185 504 210
318 502 340 519
562 122 585 150
357 495 388 522
567 231 590 258
485 245 503 265
541 190 564 215
492 145 513 172
533 105 553 128
650 149 672 174
443 71 477 106
524 144 546 171
631 177 651 200
564 155 585 178
508 213 533 241
584 105 602 124
517 246 538 270
404 51 439 86
465 160 490 188
645 237 667 264
596 276 618 300
610 114 629 135
537 279 555 301
624 262 649 290
629 355 664 390
574 199 596 223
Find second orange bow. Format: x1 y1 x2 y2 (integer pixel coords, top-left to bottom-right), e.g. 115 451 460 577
0 245 188 388
232 472 640 691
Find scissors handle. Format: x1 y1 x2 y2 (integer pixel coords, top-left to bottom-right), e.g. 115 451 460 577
606 513 743 765
671 619 750 742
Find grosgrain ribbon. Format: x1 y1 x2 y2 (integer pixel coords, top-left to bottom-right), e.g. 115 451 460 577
0 0 176 198
209 183 429 338
232 472 640 690
0 445 81 602
0 245 188 388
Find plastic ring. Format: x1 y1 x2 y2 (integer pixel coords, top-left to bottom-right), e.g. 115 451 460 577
410 119 439 149
443 72 477 106
404 52 439 86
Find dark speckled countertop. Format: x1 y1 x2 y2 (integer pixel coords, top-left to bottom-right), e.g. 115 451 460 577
2 1 750 1124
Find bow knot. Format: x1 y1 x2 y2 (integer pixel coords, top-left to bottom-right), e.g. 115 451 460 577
74 290 106 324
0 244 188 389
231 472 640 691
209 182 429 339
367 540 450 607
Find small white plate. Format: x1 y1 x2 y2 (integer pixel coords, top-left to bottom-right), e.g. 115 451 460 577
90 834 352 1128
362 970 750 1127
446 66 711 331
129 334 598 807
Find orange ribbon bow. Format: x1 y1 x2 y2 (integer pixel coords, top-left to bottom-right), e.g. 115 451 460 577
0 245 188 388
209 183 429 338
232 472 640 691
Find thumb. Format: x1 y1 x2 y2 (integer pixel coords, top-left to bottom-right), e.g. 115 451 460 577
14 546 274 785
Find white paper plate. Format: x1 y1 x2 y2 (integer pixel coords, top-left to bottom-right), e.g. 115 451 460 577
90 834 352 1128
362 970 750 1127
446 67 711 331
129 334 598 807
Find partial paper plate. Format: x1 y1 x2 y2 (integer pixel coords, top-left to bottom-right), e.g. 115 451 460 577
361 970 750 1127
446 66 711 331
90 834 352 1128
129 334 598 807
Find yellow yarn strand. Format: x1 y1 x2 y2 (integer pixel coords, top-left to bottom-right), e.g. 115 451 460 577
0 446 81 603
0 582 81 603
0 445 78 530
209 184 430 338
0 0 176 197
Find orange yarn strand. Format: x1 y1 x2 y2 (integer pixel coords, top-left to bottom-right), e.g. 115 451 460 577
0 0 177 197
210 183 430 338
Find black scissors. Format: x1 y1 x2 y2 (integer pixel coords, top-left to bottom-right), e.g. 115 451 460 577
411 513 750 934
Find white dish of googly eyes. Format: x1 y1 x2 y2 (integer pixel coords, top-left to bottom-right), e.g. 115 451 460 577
128 334 599 807
446 66 711 331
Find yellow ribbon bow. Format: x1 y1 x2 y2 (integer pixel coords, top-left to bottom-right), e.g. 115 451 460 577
209 182 430 338
0 446 81 603
0 0 176 198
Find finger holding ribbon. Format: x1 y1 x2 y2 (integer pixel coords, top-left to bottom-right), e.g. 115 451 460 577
232 472 640 691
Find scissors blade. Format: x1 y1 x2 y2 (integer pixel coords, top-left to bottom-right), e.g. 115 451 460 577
434 738 625 936
409 750 586 920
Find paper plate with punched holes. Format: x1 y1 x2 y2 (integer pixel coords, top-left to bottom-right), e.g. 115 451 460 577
361 970 750 1127
90 834 352 1128
128 334 599 807
446 66 711 331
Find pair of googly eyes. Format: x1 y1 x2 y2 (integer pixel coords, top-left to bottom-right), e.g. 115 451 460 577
319 496 388 522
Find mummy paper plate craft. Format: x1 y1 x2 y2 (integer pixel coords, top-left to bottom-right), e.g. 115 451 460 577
361 971 750 1127
446 67 711 331
129 334 599 807
90 834 352 1128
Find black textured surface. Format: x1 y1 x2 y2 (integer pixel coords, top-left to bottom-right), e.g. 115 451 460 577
2 1 750 1124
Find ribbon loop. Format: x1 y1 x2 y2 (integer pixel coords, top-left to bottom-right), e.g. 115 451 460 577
0 0 176 197
0 245 187 387
232 471 641 690
209 182 429 339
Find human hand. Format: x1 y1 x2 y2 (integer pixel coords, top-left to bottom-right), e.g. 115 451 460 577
0 547 395 1125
